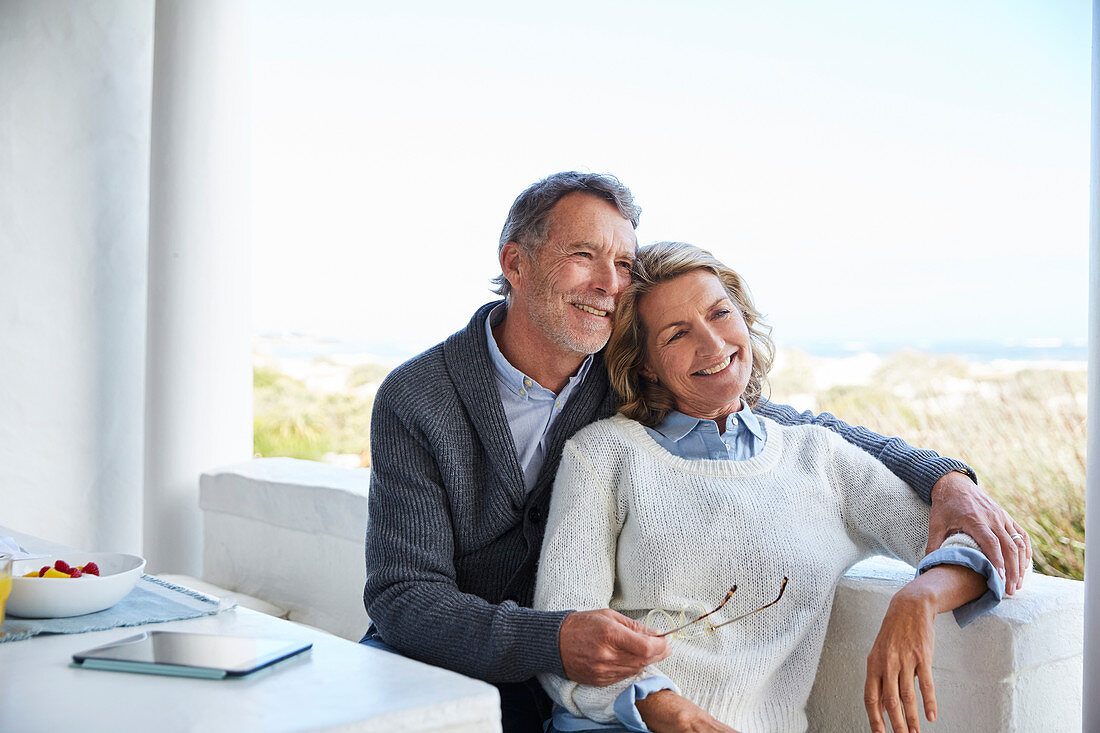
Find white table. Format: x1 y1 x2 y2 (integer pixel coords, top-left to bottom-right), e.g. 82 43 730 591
0 528 501 733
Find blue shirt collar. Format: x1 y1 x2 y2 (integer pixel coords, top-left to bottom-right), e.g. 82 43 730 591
734 403 765 441
484 303 593 397
652 402 764 441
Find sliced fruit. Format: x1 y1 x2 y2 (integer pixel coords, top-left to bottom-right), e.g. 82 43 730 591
42 568 70 578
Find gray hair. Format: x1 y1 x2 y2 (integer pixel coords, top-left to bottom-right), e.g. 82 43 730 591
491 171 642 297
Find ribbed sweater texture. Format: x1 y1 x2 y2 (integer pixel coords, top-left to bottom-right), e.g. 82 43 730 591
534 415 978 733
363 302 974 686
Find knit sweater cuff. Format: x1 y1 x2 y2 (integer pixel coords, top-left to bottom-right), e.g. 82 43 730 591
521 607 574 677
878 443 977 504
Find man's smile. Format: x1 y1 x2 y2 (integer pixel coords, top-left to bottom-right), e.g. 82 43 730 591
572 303 610 317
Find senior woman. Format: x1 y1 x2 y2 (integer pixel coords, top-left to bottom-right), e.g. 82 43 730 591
534 242 1007 733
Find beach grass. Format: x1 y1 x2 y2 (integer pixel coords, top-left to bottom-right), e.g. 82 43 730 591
253 365 372 464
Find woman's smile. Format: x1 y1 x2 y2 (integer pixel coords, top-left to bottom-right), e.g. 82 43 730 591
693 352 734 376
638 269 754 424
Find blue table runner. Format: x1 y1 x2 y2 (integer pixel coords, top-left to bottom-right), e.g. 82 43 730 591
2 575 231 643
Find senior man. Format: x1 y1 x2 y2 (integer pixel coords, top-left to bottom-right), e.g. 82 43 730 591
362 171 1031 733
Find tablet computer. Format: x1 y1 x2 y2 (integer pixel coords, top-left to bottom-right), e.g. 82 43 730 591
72 631 312 679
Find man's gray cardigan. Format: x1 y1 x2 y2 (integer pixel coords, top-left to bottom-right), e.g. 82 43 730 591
363 302 973 683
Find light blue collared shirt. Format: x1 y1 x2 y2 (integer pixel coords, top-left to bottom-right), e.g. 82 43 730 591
484 304 593 493
642 404 767 460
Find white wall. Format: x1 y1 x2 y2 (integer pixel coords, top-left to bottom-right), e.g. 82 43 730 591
0 1 155 553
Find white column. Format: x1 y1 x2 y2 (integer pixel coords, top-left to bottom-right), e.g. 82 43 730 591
144 0 252 575
1085 1 1100 729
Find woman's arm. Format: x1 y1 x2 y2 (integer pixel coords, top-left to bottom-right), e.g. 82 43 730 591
819 429 1013 732
864 564 987 733
636 690 741 733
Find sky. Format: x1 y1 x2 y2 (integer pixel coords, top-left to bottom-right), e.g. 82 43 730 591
251 0 1092 359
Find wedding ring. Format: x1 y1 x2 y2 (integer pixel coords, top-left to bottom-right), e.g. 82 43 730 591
1010 533 1024 541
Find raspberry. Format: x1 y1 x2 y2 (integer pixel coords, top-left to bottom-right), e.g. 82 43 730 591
54 560 71 573
38 565 50 577
68 567 82 577
82 562 100 576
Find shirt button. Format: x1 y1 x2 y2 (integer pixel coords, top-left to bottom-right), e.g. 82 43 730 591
523 378 533 387
519 390 526 396
528 506 543 524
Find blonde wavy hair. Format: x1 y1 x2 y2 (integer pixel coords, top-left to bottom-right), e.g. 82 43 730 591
606 242 775 427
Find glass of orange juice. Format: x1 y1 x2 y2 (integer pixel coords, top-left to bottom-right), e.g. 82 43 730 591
0 553 11 633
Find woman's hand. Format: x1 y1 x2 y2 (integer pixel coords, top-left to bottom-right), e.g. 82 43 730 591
636 689 741 733
865 564 985 733
864 587 938 733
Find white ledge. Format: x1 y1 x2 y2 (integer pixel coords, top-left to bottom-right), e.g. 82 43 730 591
200 458 371 640
201 457 369 542
201 458 1083 731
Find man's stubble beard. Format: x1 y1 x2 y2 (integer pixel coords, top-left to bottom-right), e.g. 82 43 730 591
526 280 613 358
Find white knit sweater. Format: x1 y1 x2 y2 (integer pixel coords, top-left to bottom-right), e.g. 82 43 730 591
534 414 979 733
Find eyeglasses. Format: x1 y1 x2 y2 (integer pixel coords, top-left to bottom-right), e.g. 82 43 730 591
646 577 788 640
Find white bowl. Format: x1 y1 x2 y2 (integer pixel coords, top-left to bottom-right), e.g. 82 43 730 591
7 552 146 618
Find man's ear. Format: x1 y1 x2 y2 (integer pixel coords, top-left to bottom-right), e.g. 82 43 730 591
500 241 524 291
